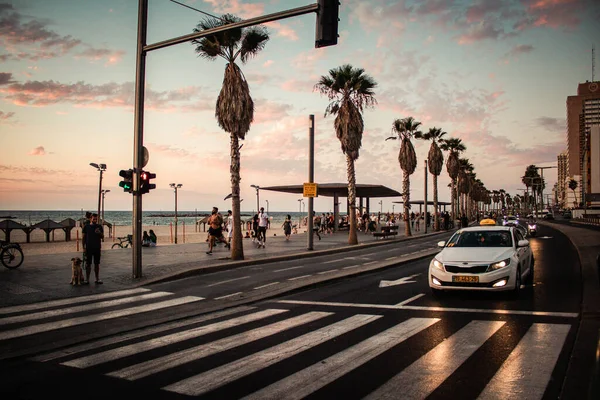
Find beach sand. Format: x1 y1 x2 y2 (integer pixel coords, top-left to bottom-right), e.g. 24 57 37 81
9 223 307 256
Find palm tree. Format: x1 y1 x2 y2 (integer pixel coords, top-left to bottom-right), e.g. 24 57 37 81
192 14 269 260
568 178 578 207
315 64 377 245
522 165 540 213
440 138 466 221
415 127 446 231
388 117 422 237
458 158 474 217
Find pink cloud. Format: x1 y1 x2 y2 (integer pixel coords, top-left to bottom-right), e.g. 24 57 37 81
28 146 46 156
0 110 15 121
202 0 264 18
75 47 126 66
265 21 299 41
253 99 294 124
263 60 274 67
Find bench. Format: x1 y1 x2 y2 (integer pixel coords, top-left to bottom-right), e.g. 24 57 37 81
381 225 399 233
373 231 398 239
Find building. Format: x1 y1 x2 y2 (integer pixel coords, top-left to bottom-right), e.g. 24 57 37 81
566 81 600 204
589 126 600 207
557 152 568 208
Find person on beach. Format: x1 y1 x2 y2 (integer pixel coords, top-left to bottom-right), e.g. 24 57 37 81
82 213 104 284
282 214 292 240
257 207 269 248
142 231 150 247
251 214 259 242
149 229 157 246
206 207 229 255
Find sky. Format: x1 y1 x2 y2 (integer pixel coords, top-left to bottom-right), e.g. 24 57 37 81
1 0 599 213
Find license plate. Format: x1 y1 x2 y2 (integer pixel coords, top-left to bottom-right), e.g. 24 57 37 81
453 276 479 283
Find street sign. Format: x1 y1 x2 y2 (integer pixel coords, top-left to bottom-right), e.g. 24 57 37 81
303 183 318 197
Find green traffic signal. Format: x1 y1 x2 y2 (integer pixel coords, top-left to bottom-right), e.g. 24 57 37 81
119 169 133 193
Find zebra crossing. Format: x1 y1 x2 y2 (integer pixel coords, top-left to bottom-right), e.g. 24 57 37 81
0 288 573 399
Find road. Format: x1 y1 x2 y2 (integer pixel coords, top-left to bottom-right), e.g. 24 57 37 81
0 223 587 399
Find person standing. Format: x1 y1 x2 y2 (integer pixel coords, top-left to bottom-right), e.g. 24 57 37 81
282 214 292 241
257 207 269 248
207 207 229 255
226 210 233 247
82 213 104 284
312 211 322 240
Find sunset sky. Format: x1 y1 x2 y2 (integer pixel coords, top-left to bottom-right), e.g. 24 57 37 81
1 0 599 213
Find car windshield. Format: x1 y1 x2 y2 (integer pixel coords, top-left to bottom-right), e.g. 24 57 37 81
446 230 513 248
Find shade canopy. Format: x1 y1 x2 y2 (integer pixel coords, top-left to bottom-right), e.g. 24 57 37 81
261 183 402 198
393 200 451 205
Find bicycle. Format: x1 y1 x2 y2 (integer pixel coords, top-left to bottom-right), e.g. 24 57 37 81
1 240 24 269
111 234 133 249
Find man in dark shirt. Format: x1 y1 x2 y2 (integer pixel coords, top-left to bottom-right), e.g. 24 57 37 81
82 213 104 284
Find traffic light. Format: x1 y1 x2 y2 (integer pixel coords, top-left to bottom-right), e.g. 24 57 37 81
315 0 339 48
119 169 133 193
139 170 156 194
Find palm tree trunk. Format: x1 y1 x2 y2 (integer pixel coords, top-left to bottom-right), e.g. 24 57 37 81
230 133 244 260
347 155 358 245
433 174 439 231
451 179 456 221
403 173 412 237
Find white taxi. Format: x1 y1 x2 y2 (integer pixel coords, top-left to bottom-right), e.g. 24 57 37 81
429 226 534 295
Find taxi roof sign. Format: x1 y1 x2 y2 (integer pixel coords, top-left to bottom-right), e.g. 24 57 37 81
479 218 497 226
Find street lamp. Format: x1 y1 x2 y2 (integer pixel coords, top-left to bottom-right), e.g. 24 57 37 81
298 198 303 227
265 199 269 213
251 184 260 213
101 189 110 229
170 183 183 244
89 163 107 224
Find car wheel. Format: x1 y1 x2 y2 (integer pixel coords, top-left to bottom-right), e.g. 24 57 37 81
524 257 534 286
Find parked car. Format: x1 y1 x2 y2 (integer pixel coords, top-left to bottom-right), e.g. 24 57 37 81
562 210 572 219
429 226 534 295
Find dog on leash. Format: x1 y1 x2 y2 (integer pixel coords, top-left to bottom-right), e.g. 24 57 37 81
70 257 84 285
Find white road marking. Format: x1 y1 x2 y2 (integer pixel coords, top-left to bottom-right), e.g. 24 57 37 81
477 323 571 400
317 269 338 274
365 320 506 400
206 276 250 287
253 282 279 290
0 288 151 315
363 261 378 266
163 314 381 396
0 291 173 325
274 266 304 272
385 257 398 261
30 306 255 363
275 300 579 318
107 311 333 381
215 292 243 300
395 293 425 306
61 308 288 368
288 275 312 281
342 265 360 270
323 259 340 264
379 274 420 288
242 318 440 400
0 296 204 341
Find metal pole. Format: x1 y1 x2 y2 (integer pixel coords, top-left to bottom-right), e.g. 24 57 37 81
97 169 103 224
101 191 105 228
132 0 148 279
174 187 178 244
308 114 314 251
257 189 260 214
424 159 428 234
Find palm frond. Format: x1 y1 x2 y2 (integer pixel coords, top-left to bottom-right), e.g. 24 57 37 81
239 26 269 63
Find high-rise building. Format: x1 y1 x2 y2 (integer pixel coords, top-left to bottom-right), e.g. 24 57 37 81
566 81 600 203
557 152 568 207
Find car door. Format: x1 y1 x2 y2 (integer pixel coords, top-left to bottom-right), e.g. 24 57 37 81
514 229 531 274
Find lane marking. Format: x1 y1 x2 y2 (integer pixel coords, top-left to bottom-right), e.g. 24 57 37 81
288 275 312 281
318 269 338 275
365 320 505 400
0 288 151 315
323 260 340 264
163 314 382 396
395 293 425 306
30 306 256 363
242 318 440 400
274 266 304 273
478 323 571 400
342 265 360 270
215 292 243 300
275 300 579 318
61 308 288 369
108 311 333 381
0 292 173 326
206 276 250 287
385 257 398 261
254 282 279 290
363 261 378 266
0 296 204 341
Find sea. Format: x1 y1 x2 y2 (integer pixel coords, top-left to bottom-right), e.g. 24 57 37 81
0 210 344 228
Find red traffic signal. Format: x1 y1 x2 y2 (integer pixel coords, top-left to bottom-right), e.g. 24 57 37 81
139 170 156 194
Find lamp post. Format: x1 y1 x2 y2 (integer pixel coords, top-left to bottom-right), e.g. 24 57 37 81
298 198 303 227
170 183 183 244
101 189 110 229
251 185 260 213
265 199 269 213
90 163 107 224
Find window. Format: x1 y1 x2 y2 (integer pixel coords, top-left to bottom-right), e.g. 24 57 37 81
447 230 512 247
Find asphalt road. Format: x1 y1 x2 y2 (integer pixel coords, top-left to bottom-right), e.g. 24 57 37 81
0 223 586 399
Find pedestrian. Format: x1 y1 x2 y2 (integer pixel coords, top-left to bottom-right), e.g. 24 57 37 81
226 210 233 246
258 207 269 248
82 213 103 284
282 214 292 241
142 231 150 247
206 207 229 255
415 212 420 231
252 214 259 242
149 229 157 246
313 211 322 240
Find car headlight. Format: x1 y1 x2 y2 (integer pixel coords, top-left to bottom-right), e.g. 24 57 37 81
488 258 511 271
528 224 537 229
431 258 444 271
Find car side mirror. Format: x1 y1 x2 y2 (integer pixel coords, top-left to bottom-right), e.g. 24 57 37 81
437 241 446 248
517 239 529 247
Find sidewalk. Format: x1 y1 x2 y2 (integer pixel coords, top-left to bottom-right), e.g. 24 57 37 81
0 226 443 307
